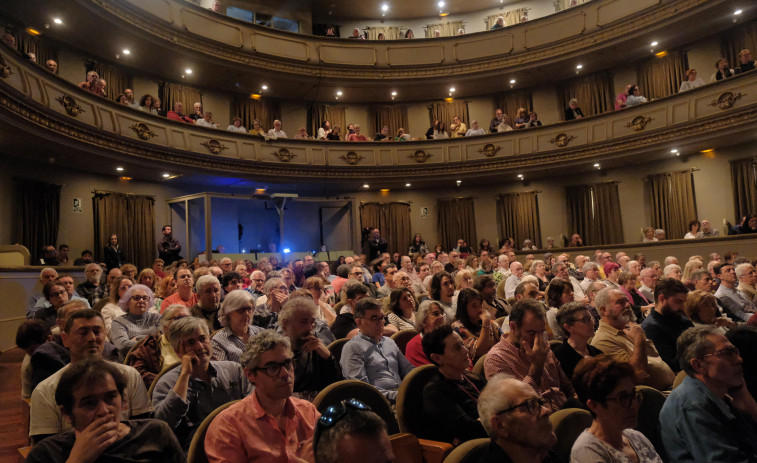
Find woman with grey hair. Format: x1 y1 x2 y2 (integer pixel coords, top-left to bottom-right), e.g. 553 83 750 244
211 289 264 362
127 304 190 388
110 284 161 355
404 300 448 366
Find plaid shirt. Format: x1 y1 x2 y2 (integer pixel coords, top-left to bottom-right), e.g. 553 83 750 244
211 326 264 363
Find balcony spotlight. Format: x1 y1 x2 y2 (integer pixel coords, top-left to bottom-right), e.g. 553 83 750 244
53 18 63 25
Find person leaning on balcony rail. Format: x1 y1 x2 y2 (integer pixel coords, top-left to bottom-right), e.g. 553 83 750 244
513 107 529 129
78 70 98 93
348 124 368 141
226 116 247 133
615 84 632 110
450 115 467 138
267 119 288 138
679 69 705 92
564 98 584 120
710 57 734 82
189 102 204 121
465 120 487 137
195 111 220 129
317 120 331 140
625 85 648 107
526 111 543 128
489 109 505 133
497 114 513 132
735 48 756 74
167 102 194 124
434 121 449 139
326 125 341 140
294 126 311 139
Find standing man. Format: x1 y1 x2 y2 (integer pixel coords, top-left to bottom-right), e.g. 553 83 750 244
158 224 182 266
365 228 388 262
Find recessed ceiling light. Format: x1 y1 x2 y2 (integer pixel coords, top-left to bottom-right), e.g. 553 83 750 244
650 41 658 47
53 18 63 24
362 184 370 188
670 149 678 153
438 1 445 7
517 174 524 179
509 79 516 84
122 49 131 55
449 87 455 92
456 180 462 184
185 68 193 74
336 90 343 96
405 183 411 187
576 64 583 69
391 91 397 96
261 84 268 90
162 173 170 178
381 3 389 11
116 167 124 171
593 163 600 167
734 9 743 15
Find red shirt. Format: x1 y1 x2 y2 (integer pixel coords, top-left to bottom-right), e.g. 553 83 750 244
160 291 199 313
167 111 194 124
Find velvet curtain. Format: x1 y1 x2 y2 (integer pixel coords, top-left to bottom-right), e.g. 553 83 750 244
14 178 61 264
493 91 533 123
365 26 402 40
559 72 613 118
646 170 698 240
307 104 346 139
730 157 757 221
160 82 203 117
566 182 624 246
496 191 542 249
93 192 156 269
721 20 757 70
484 8 528 29
424 20 465 37
428 100 469 129
92 61 133 101
637 51 688 100
231 98 280 132
370 105 408 138
17 34 57 70
359 202 411 255
437 198 477 252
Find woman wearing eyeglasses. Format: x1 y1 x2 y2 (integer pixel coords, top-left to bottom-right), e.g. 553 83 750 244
211 290 264 363
405 300 447 366
553 302 603 379
109 285 161 356
571 356 663 463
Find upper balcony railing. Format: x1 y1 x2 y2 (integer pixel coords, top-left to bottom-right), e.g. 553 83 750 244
1 47 756 183
83 0 720 81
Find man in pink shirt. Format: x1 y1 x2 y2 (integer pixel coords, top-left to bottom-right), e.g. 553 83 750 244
205 330 320 462
615 84 632 110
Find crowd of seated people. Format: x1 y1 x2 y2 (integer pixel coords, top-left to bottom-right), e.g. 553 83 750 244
16 219 757 461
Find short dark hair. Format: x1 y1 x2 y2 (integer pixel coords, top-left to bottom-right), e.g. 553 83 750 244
162 224 172 231
714 262 732 275
572 355 635 416
58 244 69 251
421 324 454 365
546 279 571 308
221 271 241 288
509 299 546 328
382 264 397 275
303 264 319 278
55 358 126 417
354 297 382 318
64 309 103 333
43 281 66 300
653 277 689 301
16 319 49 349
336 264 351 278
314 406 387 463
388 288 414 317
454 288 484 331
81 249 93 257
556 301 589 328
345 281 368 300
473 275 495 293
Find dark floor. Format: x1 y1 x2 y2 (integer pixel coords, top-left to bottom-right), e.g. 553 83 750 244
0 348 29 462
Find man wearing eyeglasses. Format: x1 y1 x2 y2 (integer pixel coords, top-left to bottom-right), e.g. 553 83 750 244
204 330 320 462
252 277 289 330
247 270 266 300
340 298 414 403
152 317 252 451
660 325 757 462
477 375 560 462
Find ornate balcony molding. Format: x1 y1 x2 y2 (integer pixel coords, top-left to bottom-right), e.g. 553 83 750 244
1 51 757 182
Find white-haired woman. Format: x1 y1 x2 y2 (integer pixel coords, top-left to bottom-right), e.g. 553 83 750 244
110 284 161 355
404 300 448 366
211 289 264 362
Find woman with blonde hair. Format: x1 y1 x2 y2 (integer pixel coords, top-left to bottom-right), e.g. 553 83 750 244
682 259 703 283
684 290 734 334
513 107 529 129
302 276 337 325
455 269 474 290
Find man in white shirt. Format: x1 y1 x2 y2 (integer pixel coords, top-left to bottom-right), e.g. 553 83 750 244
504 261 524 299
268 119 288 138
465 120 487 137
196 111 219 128
226 117 247 133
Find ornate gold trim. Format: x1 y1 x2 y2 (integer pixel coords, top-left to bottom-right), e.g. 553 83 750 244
408 150 433 163
200 139 228 154
549 134 576 147
625 115 653 131
130 122 157 140
55 95 85 117
340 151 364 165
709 91 745 110
477 143 502 157
271 148 297 162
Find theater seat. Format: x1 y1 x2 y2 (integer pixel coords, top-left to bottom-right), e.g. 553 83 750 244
396 364 437 436
635 385 667 460
147 361 181 400
390 433 453 463
391 329 418 355
441 438 490 463
312 379 399 434
672 370 686 389
548 408 592 463
186 399 240 463
327 338 349 363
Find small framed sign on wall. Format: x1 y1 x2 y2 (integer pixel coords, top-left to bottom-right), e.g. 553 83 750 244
420 207 429 218
73 198 82 213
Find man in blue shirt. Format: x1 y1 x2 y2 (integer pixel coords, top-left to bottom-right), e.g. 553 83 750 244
660 325 757 462
641 278 693 372
340 298 414 402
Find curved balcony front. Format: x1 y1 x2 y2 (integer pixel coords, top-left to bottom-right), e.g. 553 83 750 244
1 48 756 189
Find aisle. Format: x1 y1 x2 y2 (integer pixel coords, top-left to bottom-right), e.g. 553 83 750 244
0 348 28 462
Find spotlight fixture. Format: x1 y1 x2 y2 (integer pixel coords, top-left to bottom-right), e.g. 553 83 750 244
456 180 462 185
670 149 678 154
391 91 397 96
650 41 658 47
261 84 268 90
162 173 170 178
122 49 131 55
53 18 63 24
116 167 124 171
734 9 743 15
509 79 516 84
336 90 343 96
576 64 583 69
405 183 411 187
381 3 389 11
593 163 601 169
449 87 455 93
185 68 193 74
438 1 445 7
517 174 524 179
363 183 370 188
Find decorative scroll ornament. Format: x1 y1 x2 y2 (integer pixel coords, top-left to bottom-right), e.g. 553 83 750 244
271 148 297 162
55 95 85 117
549 133 576 147
129 122 157 140
0 57 11 79
709 91 745 110
625 115 653 131
408 150 433 163
340 151 363 165
477 143 502 157
200 139 228 154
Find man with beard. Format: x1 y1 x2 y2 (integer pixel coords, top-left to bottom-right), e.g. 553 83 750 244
591 288 675 390
641 278 694 372
204 331 320 462
278 298 341 399
161 268 198 312
189 275 222 331
152 317 252 451
29 309 151 443
158 225 182 266
476 375 560 462
660 326 757 461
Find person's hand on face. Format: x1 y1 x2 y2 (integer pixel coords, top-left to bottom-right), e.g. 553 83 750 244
69 414 120 463
523 333 548 368
181 350 200 372
624 322 645 343
274 290 288 306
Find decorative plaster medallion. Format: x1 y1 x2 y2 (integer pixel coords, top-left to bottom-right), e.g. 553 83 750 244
709 91 745 110
271 148 297 162
477 143 502 157
625 115 653 131
408 150 433 163
340 151 364 164
200 139 228 154
130 122 157 140
549 133 576 147
55 95 85 117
